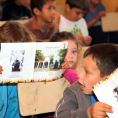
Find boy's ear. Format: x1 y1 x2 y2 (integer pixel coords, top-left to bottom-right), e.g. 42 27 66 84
33 8 41 16
65 4 71 12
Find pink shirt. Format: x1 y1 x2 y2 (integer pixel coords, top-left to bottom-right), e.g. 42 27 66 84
64 69 78 84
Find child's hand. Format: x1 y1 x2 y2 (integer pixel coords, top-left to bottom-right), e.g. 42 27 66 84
96 11 106 21
75 33 84 44
62 59 70 69
84 36 92 46
87 102 113 118
53 11 60 32
0 65 3 74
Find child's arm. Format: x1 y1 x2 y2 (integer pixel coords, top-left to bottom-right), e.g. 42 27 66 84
53 11 60 33
55 86 90 118
87 11 106 29
75 34 92 46
87 101 113 118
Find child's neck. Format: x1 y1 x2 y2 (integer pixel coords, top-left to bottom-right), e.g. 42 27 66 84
89 3 97 11
35 16 47 32
63 13 71 21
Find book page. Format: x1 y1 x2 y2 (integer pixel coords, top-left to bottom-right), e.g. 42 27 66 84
0 43 36 83
0 42 67 83
33 42 68 81
93 69 118 118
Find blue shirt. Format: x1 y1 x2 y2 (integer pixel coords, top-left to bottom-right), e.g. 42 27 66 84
84 3 105 26
5 84 21 118
90 95 97 106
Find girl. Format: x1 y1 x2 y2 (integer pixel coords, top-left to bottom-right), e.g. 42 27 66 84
50 31 81 85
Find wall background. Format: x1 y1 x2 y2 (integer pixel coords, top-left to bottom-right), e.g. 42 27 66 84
55 0 118 13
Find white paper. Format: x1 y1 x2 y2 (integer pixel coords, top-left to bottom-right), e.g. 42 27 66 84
93 69 118 118
0 42 68 83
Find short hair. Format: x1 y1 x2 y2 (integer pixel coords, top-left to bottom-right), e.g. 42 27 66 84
30 0 55 15
83 43 118 77
50 31 81 50
0 20 35 42
66 0 89 11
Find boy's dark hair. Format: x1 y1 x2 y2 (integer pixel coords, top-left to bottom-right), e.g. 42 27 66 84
50 31 80 49
84 43 118 77
30 0 55 15
66 0 89 11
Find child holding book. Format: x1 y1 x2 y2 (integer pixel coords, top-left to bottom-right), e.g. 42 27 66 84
0 20 35 118
50 31 81 84
54 43 118 118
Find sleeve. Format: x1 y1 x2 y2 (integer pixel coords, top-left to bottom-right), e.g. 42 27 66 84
54 87 89 118
64 69 78 84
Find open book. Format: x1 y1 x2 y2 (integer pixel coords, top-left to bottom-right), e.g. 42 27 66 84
0 42 67 84
93 69 118 118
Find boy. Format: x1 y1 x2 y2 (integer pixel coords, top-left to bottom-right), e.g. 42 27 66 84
24 0 60 42
1 0 31 20
59 0 92 46
54 43 118 118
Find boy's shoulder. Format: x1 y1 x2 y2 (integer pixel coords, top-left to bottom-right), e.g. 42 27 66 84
68 81 81 94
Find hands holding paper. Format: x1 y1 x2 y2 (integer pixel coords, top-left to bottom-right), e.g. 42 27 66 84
87 102 113 118
0 65 3 74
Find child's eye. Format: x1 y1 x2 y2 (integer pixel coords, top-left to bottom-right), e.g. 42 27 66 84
72 51 77 53
48 7 51 10
85 70 89 74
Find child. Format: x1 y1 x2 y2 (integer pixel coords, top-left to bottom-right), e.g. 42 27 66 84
54 43 118 118
0 20 35 118
59 0 92 46
50 31 81 84
1 0 31 21
24 0 60 42
84 0 118 45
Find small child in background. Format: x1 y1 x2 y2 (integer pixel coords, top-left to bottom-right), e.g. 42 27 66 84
54 43 118 118
84 0 118 45
59 0 92 46
50 31 81 84
25 0 60 42
0 20 35 118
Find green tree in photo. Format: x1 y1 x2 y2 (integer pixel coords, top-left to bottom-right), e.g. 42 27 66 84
58 49 67 65
35 50 45 61
50 54 54 62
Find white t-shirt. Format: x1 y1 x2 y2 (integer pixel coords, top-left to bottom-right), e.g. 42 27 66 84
59 15 89 37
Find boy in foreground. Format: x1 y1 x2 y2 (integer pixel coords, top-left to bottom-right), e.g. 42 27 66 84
54 43 118 118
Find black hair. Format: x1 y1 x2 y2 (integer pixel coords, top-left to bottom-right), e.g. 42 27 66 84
83 43 118 77
66 0 89 11
30 0 55 15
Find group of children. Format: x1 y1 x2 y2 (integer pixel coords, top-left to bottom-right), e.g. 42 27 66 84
0 0 118 118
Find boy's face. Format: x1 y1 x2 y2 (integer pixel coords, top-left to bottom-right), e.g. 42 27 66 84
78 55 106 95
65 40 78 68
39 1 55 23
90 0 102 5
66 5 85 21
